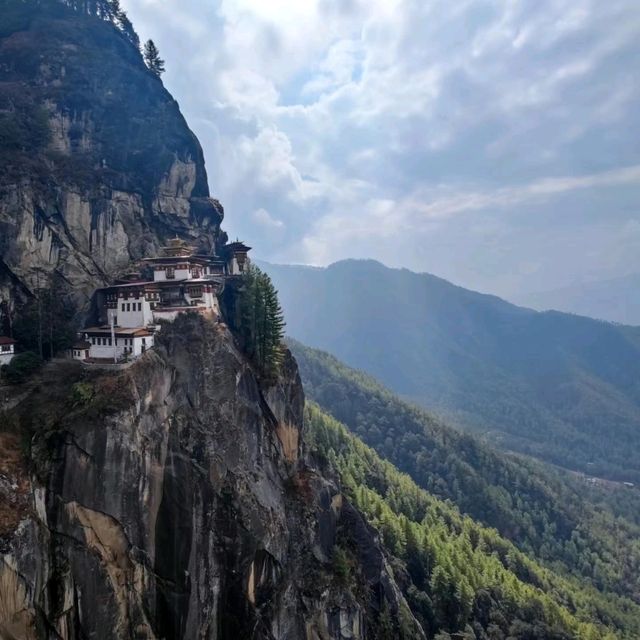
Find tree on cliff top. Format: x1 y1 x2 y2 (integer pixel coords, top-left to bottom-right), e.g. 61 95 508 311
47 1 141 47
143 39 165 77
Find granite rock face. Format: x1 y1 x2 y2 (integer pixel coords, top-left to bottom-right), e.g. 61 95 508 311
0 315 423 639
0 1 224 319
0 5 424 637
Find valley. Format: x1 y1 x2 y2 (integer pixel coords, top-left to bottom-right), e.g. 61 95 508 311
264 259 640 483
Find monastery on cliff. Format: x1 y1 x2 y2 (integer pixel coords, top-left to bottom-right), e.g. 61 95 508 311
74 238 250 363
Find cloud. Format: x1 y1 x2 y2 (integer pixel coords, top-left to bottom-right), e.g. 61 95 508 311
296 164 640 282
123 0 640 297
253 208 285 229
408 164 640 222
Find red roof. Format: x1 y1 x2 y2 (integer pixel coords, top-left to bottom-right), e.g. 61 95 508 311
0 336 16 345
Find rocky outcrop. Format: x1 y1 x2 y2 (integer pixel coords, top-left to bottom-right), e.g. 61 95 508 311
0 1 224 320
0 314 423 639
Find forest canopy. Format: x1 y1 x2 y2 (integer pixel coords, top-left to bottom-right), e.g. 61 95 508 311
306 404 639 639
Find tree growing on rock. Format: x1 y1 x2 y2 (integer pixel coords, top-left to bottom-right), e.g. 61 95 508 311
116 10 140 49
237 264 286 380
143 39 165 77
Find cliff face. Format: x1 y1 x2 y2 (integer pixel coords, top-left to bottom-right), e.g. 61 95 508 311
0 315 422 639
0 1 224 317
0 4 423 638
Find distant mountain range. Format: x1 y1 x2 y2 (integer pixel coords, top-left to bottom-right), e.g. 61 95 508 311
513 273 640 326
261 259 640 481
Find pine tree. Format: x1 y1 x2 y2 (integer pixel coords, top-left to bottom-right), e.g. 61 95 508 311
237 264 286 380
377 602 395 640
143 39 165 77
404 518 428 590
115 7 140 48
13 276 76 359
104 0 119 19
262 271 285 371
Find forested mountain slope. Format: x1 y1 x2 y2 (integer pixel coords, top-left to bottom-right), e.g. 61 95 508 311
291 340 640 606
264 260 640 481
306 405 640 639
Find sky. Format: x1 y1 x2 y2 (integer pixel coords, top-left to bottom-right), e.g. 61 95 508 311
124 0 640 298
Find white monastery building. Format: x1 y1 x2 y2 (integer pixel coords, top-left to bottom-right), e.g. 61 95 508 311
0 336 16 366
71 340 91 361
77 239 251 363
82 327 153 360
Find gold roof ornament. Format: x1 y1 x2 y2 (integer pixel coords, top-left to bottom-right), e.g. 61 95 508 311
160 237 192 257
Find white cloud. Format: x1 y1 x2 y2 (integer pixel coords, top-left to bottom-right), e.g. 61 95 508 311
253 208 285 228
124 0 640 295
408 165 640 222
296 164 640 272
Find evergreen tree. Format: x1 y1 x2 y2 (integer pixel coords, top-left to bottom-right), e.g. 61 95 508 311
95 0 118 20
59 0 140 48
377 602 395 640
237 264 286 380
117 11 140 49
13 276 76 360
101 0 118 19
143 39 165 77
404 518 427 590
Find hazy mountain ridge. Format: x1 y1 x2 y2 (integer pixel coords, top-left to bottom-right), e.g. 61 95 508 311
264 259 640 481
513 273 640 326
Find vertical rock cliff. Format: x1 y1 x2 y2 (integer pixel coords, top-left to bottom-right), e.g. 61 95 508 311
0 314 422 639
0 0 224 318
0 3 424 637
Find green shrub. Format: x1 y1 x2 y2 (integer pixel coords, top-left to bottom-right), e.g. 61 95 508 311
331 545 352 585
2 351 43 384
69 381 94 407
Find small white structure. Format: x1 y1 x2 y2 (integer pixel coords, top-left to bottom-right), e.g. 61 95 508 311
221 241 251 275
83 327 154 362
0 337 16 366
72 340 91 361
